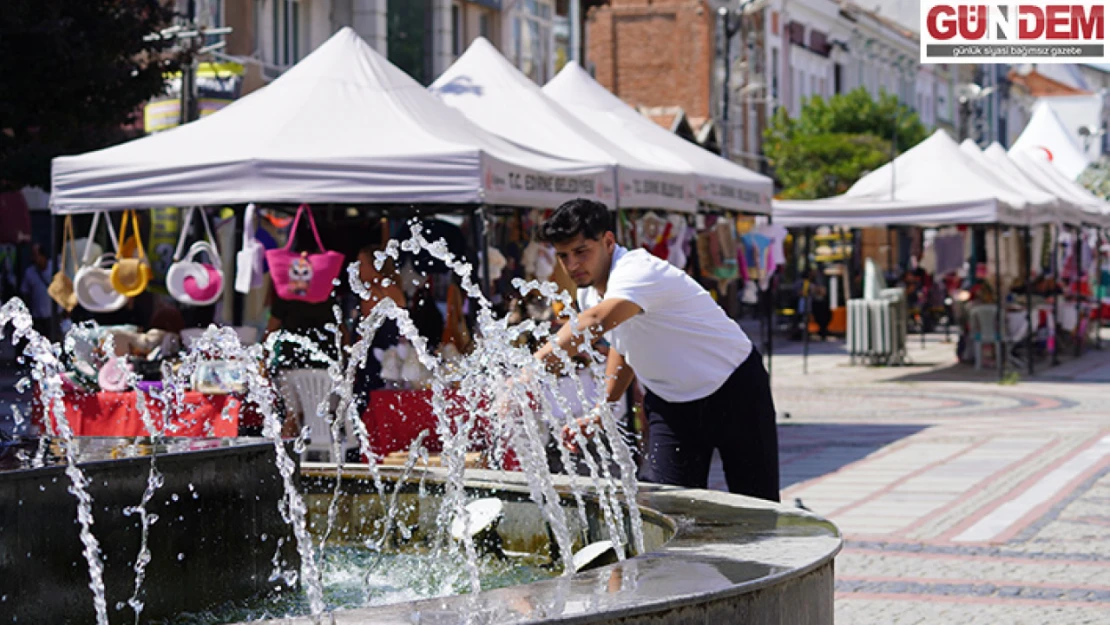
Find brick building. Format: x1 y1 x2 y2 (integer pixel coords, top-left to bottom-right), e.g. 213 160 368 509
585 0 717 146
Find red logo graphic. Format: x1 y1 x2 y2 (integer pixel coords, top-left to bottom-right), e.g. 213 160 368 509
926 4 1103 41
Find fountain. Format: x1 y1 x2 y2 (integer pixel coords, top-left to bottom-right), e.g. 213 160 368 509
0 224 840 625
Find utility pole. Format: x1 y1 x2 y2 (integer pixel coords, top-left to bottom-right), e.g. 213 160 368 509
180 0 197 125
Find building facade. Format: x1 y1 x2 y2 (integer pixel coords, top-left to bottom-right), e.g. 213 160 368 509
211 0 559 94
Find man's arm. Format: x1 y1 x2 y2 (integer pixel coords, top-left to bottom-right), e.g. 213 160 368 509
533 298 641 374
605 347 635 404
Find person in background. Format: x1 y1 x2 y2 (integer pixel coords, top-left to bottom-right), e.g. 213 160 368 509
531 199 780 502
21 243 55 339
808 269 832 341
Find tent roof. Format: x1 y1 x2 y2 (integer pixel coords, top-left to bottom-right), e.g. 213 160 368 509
1010 100 1092 180
431 38 697 212
997 143 1110 227
773 130 1054 227
959 139 1075 226
51 28 610 213
543 62 773 214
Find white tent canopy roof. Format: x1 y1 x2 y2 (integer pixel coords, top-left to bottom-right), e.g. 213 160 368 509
773 130 1056 227
998 143 1110 227
431 38 697 212
1010 101 1092 180
959 139 1081 226
543 62 773 214
51 28 611 213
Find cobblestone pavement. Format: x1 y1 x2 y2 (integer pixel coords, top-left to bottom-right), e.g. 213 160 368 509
711 332 1110 624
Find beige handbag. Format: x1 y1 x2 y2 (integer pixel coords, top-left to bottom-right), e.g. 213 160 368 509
48 216 78 312
110 210 153 298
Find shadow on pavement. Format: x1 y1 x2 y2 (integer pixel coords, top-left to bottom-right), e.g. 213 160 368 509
778 422 927 490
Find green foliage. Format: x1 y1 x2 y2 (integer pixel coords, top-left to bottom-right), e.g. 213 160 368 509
1078 158 1110 200
0 0 178 191
763 88 930 199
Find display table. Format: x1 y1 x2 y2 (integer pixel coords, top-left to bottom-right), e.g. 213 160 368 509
360 389 506 464
36 390 242 437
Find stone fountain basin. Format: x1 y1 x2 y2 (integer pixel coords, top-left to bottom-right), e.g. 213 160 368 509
281 463 842 625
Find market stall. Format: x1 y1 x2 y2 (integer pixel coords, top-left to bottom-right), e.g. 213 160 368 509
44 28 613 449
773 129 1072 377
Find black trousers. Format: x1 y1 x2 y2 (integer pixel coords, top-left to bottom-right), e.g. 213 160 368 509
640 349 780 502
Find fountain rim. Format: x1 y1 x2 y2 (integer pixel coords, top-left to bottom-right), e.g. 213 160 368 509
289 461 843 624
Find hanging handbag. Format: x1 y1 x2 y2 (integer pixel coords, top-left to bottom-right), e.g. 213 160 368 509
75 212 128 313
48 215 79 312
265 204 344 303
166 207 224 306
235 203 266 294
110 210 153 297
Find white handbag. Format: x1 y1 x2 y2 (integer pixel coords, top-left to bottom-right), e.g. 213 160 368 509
166 207 224 306
74 212 128 313
235 203 266 294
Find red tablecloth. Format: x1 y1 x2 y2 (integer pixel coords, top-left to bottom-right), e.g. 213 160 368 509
361 389 507 464
37 390 241 437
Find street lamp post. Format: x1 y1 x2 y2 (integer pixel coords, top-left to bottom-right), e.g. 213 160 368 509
719 1 757 160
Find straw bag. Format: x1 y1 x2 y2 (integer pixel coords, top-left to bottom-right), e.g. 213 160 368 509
75 212 128 313
265 204 344 303
235 203 266 294
48 215 79 312
110 210 152 298
166 207 224 306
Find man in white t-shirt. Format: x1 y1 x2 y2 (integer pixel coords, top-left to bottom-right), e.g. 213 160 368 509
533 199 779 502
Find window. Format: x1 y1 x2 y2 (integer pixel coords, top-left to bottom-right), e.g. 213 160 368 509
269 0 301 68
388 0 433 84
771 48 779 100
452 3 462 56
512 0 554 83
479 12 490 38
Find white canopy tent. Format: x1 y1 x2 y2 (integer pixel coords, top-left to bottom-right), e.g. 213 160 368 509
543 62 773 214
1004 144 1110 227
959 139 1085 226
51 28 611 214
431 38 698 213
1011 101 1092 181
773 130 1057 227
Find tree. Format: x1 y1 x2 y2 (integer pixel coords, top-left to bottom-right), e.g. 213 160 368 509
1078 158 1110 200
0 0 178 191
763 88 930 199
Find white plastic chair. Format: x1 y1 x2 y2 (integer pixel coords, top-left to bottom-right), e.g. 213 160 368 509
281 369 338 461
969 305 1001 371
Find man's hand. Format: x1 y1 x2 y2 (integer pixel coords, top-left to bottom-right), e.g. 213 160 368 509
560 415 601 454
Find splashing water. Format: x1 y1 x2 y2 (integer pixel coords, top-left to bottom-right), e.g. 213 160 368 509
0 220 646 623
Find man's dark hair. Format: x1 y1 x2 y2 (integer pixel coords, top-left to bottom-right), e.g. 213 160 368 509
538 198 612 244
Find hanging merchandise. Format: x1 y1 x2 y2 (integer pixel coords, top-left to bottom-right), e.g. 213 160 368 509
487 246 507 281
265 204 344 303
75 212 127 313
110 210 153 297
236 203 266 295
166 207 224 306
441 281 472 353
48 215 79 312
521 240 556 281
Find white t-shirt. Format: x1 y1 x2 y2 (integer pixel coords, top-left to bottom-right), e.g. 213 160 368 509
578 246 752 403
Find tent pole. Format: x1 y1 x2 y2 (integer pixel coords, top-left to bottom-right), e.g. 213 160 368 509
1051 224 1060 366
1095 228 1104 350
475 205 492 299
766 215 774 385
49 213 59 343
802 227 811 375
995 225 1004 380
232 207 245 327
1075 225 1082 358
1025 226 1034 376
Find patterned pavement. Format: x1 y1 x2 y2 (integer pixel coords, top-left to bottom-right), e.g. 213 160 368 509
710 332 1110 624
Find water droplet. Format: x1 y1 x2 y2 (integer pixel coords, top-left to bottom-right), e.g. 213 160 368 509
177 553 184 561
170 493 179 502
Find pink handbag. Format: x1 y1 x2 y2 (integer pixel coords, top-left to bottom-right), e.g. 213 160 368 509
265 204 344 303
